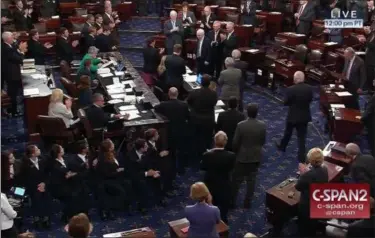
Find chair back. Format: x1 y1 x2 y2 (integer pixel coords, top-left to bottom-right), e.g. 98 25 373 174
74 8 88 16
37 116 67 137
216 0 227 7
294 44 309 63
33 22 47 34
308 49 323 66
226 13 240 24
77 108 93 139
60 77 79 98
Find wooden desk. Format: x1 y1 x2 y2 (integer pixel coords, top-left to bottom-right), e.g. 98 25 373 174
319 85 354 115
59 2 80 17
266 161 344 235
307 40 340 55
275 59 305 86
239 47 266 71
331 108 363 143
234 24 254 47
256 11 283 38
103 227 156 238
276 32 306 47
217 6 238 21
168 218 229 238
42 17 61 31
115 2 136 21
323 141 353 173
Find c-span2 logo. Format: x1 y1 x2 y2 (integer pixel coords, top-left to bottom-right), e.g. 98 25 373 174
324 9 363 28
310 183 370 219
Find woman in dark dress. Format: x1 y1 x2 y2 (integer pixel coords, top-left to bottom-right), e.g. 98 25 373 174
1 150 21 193
77 75 92 108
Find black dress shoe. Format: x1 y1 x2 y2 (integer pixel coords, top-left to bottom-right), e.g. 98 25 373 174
274 141 286 152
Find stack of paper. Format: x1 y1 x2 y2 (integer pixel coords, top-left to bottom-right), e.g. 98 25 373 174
330 104 345 109
106 84 123 90
31 74 47 80
335 92 352 97
99 73 113 78
21 69 36 74
184 75 197 83
111 94 125 99
246 49 259 53
108 99 123 104
119 105 137 111
108 88 125 94
124 95 136 103
24 88 40 96
329 84 344 89
121 110 141 120
98 68 111 74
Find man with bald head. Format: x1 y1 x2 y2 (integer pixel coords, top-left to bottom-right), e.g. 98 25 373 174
200 6 217 32
196 29 211 75
207 21 224 79
346 143 375 196
201 131 236 222
164 10 184 54
276 71 313 162
220 22 238 58
155 87 190 174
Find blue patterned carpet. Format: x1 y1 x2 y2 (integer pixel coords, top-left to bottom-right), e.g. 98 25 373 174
1 17 371 237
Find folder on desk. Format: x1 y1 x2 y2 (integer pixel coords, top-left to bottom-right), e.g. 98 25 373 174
111 94 125 99
335 91 352 97
98 68 111 74
331 143 346 155
23 88 40 96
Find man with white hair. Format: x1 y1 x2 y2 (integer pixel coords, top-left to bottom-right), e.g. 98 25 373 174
276 71 313 163
199 6 217 32
164 10 184 54
220 22 238 58
195 29 211 74
232 49 248 111
218 57 242 104
340 47 366 109
1 31 27 116
207 21 224 79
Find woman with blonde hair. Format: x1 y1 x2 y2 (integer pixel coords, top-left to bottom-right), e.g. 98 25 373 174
156 55 167 91
295 147 328 237
48 88 74 128
185 182 221 238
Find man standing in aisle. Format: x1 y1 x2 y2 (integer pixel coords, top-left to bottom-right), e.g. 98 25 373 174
275 71 313 163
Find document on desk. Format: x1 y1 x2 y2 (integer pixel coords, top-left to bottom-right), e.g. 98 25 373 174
100 61 114 68
121 110 141 120
23 88 40 96
99 73 113 78
108 88 125 94
119 105 137 111
122 80 136 88
106 83 123 90
31 74 47 80
21 69 36 74
124 95 136 103
330 104 345 109
246 49 259 53
335 91 352 97
184 75 197 83
329 84 344 89
110 94 125 99
125 88 133 93
324 42 337 46
98 68 111 74
108 99 123 104
115 71 124 76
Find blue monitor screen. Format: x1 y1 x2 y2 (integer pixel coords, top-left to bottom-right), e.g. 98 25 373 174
14 187 25 196
196 74 202 84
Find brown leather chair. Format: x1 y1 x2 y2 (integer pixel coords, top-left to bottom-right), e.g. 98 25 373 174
307 49 323 67
33 22 47 34
77 108 104 149
61 77 79 98
293 44 309 64
60 60 77 81
37 115 75 146
226 13 240 24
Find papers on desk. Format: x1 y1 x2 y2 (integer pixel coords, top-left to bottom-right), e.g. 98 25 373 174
98 68 111 74
119 105 137 111
106 83 123 90
185 67 192 74
108 88 125 94
72 31 80 35
31 74 47 80
51 15 59 19
115 71 124 76
121 110 141 120
21 69 36 74
23 88 40 96
46 32 56 35
100 61 114 68
216 100 225 106
108 99 123 104
246 49 259 53
242 24 253 27
124 95 136 103
113 77 120 85
330 104 345 109
355 51 366 55
335 91 352 97
99 73 113 78
122 80 136 88
269 12 281 14
111 94 125 99
125 88 133 93
184 74 197 83
323 141 336 157
324 42 337 46
295 34 305 37
329 84 344 89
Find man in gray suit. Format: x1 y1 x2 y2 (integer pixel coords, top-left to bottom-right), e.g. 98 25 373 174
340 47 366 109
295 0 316 35
232 103 266 208
164 10 184 55
218 57 242 105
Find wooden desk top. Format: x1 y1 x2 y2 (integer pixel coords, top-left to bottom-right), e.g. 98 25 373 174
238 47 265 55
168 218 229 238
333 108 361 123
103 227 156 238
323 141 353 168
275 59 305 68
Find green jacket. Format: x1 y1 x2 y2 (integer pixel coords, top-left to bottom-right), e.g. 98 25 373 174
78 54 101 80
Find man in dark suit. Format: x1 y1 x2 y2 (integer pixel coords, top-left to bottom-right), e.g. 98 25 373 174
364 26 375 90
195 28 211 75
13 0 31 31
241 0 257 25
81 26 96 54
27 29 53 65
295 0 316 35
155 87 190 173
220 22 238 59
81 14 95 37
216 96 245 151
232 49 248 111
143 38 163 75
361 94 375 157
94 14 104 30
199 6 217 33
346 143 375 196
103 4 121 46
95 25 116 52
20 145 52 229
207 21 224 79
165 44 186 92
187 74 218 165
56 27 79 64
347 197 375 238
164 10 184 54
276 71 313 162
232 103 266 208
341 47 366 109
1 31 26 117
201 131 236 223
85 93 123 129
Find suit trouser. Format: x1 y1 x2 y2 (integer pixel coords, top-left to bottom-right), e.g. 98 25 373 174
1 226 17 238
344 80 360 109
196 57 210 75
280 122 308 162
193 123 214 166
366 65 375 90
7 80 21 115
30 190 51 218
366 124 375 157
231 162 259 207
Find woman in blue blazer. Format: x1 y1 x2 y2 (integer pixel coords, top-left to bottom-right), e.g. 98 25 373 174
185 182 221 238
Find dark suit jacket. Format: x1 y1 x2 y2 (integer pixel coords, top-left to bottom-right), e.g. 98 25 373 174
49 159 74 196
187 87 218 127
361 95 375 146
343 56 366 91
284 82 313 124
196 36 212 63
85 104 111 129
143 46 160 74
125 149 151 182
165 54 186 87
19 157 49 195
81 22 92 37
234 60 248 89
56 36 74 63
365 31 375 66
201 149 235 203
233 118 266 163
97 159 122 181
95 34 113 52
81 34 95 54
1 43 24 83
78 88 93 108
94 22 102 30
207 29 224 61
26 39 46 65
295 165 328 215
201 13 217 32
216 109 245 151
350 154 375 196
178 11 196 26
13 8 30 31
67 155 89 181
346 215 375 238
222 33 238 58
103 12 115 25
296 2 316 35
163 19 184 53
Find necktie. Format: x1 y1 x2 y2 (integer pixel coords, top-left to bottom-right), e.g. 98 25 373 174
247 1 251 13
197 40 202 57
346 58 354 80
172 21 175 28
214 31 218 42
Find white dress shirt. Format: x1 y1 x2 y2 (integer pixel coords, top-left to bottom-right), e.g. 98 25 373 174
56 158 67 168
1 193 17 230
30 158 39 170
227 31 234 40
197 37 204 57
136 150 149 177
346 57 355 80
77 154 87 163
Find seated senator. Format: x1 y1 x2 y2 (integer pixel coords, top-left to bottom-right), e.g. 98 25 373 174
77 75 93 108
48 88 74 128
95 25 116 53
78 46 103 81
